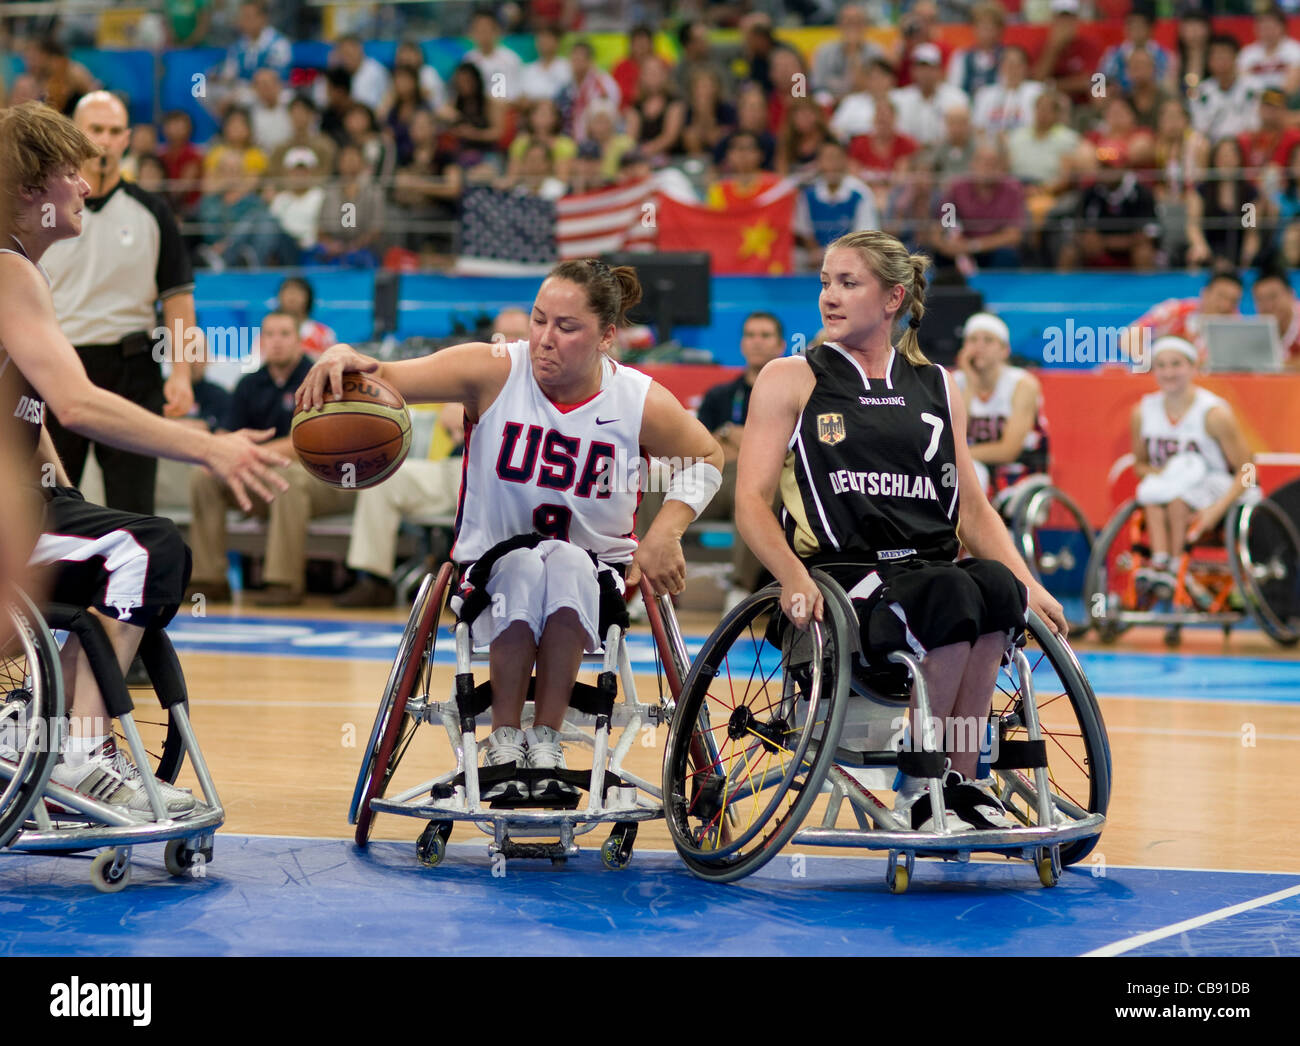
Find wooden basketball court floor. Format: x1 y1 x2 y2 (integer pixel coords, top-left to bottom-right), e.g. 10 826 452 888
4 599 1300 957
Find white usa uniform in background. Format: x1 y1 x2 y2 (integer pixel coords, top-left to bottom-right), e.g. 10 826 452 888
451 339 652 567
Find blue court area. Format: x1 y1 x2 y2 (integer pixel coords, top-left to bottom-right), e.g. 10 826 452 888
165 614 1300 706
1 837 1297 957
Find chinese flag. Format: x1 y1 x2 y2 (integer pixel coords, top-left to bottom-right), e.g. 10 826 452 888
656 187 796 275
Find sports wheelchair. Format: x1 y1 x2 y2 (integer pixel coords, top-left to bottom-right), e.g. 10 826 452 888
0 585 224 892
991 475 1095 637
661 571 1110 891
350 561 690 869
1084 494 1300 647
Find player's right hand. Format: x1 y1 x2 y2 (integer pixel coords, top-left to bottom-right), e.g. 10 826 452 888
295 344 382 413
780 568 824 632
208 428 291 512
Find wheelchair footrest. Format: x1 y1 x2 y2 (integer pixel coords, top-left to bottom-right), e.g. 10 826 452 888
430 765 629 808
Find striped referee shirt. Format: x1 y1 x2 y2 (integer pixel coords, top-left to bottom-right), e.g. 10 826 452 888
41 180 194 347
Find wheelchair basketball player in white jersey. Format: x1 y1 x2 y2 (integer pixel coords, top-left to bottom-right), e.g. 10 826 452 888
735 230 1068 832
1131 336 1254 599
952 312 1049 509
297 260 723 801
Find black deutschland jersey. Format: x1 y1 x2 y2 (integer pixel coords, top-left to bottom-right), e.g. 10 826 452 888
781 343 960 564
0 245 47 462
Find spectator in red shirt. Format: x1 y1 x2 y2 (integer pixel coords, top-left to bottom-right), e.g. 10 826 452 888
1132 269 1243 363
848 98 919 201
1087 94 1156 172
927 140 1025 270
1250 269 1300 368
1032 0 1102 110
160 109 204 217
612 25 656 109
1239 87 1300 183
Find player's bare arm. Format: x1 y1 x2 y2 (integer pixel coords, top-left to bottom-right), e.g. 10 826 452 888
0 255 289 510
630 381 725 596
735 356 821 630
949 371 1067 635
1189 405 1255 540
296 340 512 421
1131 403 1157 478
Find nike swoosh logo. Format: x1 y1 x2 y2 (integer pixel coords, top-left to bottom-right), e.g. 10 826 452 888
595 417 619 425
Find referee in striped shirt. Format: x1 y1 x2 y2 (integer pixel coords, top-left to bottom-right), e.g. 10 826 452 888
41 91 199 516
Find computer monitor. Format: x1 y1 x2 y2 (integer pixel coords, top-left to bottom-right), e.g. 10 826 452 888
1202 316 1283 373
601 251 712 345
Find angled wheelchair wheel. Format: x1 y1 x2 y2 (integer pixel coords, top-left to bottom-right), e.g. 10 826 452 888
991 611 1111 866
1083 498 1142 643
1227 498 1300 647
1013 484 1095 637
351 562 451 846
0 588 64 850
663 579 852 882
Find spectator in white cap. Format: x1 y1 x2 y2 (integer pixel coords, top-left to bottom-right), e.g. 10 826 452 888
953 312 1050 500
1033 0 1103 109
1131 335 1253 603
268 148 325 254
889 43 970 147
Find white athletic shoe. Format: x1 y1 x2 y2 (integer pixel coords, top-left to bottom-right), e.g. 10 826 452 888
893 776 977 833
951 773 1019 830
49 739 196 818
525 725 579 801
480 726 528 803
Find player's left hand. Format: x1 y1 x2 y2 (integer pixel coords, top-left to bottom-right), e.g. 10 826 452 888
163 371 194 418
1028 579 1067 637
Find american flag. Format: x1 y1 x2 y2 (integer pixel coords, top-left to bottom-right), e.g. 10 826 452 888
554 177 656 260
459 185 557 269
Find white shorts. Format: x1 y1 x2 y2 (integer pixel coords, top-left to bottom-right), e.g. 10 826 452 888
1137 453 1234 512
458 539 625 651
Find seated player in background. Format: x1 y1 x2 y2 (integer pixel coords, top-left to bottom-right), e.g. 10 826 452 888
1250 268 1300 369
186 311 354 606
332 306 535 608
297 260 722 801
1131 337 1254 602
952 312 1049 503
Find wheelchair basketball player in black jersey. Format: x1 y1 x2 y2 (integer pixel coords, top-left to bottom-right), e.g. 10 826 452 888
735 230 1069 832
0 102 288 816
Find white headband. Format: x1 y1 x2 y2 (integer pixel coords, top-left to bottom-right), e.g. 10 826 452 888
962 312 1009 345
1152 336 1198 364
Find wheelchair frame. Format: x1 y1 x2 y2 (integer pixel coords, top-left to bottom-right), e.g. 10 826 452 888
349 563 688 869
1085 496 1300 647
0 589 224 892
662 572 1110 891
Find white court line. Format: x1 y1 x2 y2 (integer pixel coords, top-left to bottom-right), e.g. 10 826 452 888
1083 884 1300 957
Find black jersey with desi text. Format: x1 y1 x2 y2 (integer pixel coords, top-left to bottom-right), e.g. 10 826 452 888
0 244 48 463
780 343 960 565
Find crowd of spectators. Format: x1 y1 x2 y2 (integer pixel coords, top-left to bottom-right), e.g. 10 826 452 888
5 0 1300 273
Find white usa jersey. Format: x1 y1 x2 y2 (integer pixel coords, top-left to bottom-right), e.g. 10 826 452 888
955 366 1045 455
451 340 652 565
1138 387 1230 474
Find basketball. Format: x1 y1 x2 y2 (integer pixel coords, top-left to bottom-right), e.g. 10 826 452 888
291 371 412 489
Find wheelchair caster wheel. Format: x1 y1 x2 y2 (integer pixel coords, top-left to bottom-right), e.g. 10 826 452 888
164 839 195 877
416 821 452 867
1163 626 1182 649
600 826 637 862
886 850 913 894
1036 847 1061 888
90 850 131 893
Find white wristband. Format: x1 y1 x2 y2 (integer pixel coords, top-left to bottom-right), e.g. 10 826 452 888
665 461 723 520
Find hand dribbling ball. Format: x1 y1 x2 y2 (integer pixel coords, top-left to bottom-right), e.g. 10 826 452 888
291 372 412 489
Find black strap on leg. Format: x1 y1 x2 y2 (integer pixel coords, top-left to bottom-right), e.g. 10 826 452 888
136 625 189 709
455 672 481 733
990 740 1048 770
455 533 548 627
897 751 947 778
43 603 135 719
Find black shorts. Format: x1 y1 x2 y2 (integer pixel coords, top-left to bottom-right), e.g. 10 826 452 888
28 486 192 629
823 558 1027 664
